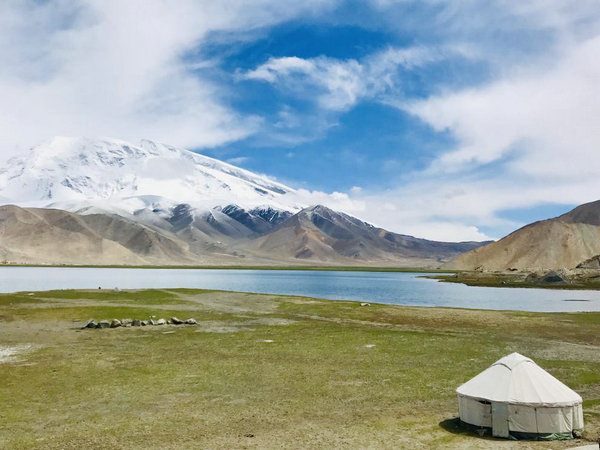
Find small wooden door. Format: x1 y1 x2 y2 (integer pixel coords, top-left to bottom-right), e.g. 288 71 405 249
491 402 509 438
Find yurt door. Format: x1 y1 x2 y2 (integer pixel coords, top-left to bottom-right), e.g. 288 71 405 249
491 402 509 438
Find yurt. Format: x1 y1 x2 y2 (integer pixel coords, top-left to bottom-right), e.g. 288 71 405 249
456 352 583 440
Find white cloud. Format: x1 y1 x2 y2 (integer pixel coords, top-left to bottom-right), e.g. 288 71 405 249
270 1 600 242
227 156 250 165
0 0 337 158
286 188 366 214
4 0 600 243
407 34 600 178
243 47 438 110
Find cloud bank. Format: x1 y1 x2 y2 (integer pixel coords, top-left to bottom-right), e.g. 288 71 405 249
0 0 335 157
240 1 600 241
3 0 600 242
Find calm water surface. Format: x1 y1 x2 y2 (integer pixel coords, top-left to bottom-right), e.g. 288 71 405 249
1 267 599 312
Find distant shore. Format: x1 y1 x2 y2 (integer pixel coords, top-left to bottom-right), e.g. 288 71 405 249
0 263 454 273
427 272 600 290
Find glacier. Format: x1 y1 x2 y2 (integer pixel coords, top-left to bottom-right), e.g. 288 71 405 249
0 136 298 216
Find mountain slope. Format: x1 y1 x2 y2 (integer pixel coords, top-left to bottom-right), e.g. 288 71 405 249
248 205 486 266
0 205 187 265
444 200 600 271
0 204 486 267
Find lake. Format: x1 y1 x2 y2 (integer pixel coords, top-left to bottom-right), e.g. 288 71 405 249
1 267 600 312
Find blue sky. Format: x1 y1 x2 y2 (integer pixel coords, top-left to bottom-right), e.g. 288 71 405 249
1 1 600 241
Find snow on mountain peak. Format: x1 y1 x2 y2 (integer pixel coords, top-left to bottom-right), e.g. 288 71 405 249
0 136 296 213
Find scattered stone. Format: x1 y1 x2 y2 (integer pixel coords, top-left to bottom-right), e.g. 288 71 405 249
162 331 175 335
82 319 97 329
97 320 110 329
81 317 200 330
260 339 274 343
364 344 376 348
360 302 370 306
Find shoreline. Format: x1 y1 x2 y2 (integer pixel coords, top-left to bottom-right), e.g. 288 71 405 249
0 263 453 273
428 273 600 291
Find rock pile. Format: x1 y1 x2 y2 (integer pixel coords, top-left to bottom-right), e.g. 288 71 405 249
82 317 198 329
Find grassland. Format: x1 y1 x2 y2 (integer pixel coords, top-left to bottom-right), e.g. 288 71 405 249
0 288 599 449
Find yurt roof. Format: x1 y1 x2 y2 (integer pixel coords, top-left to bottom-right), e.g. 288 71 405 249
456 352 582 407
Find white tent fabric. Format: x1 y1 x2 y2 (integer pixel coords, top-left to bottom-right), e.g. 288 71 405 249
456 353 584 437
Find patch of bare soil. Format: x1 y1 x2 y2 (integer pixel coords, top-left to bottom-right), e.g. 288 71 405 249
195 317 296 333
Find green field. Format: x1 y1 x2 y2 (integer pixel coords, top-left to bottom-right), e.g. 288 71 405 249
1 288 599 449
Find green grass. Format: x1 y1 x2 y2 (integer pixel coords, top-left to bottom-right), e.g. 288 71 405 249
0 289 598 449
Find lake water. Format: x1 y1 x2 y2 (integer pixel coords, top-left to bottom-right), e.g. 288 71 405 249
1 267 600 312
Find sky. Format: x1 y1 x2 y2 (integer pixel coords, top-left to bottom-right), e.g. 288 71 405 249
1 0 600 241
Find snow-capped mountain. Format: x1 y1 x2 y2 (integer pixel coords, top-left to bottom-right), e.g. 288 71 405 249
0 136 296 214
0 136 488 267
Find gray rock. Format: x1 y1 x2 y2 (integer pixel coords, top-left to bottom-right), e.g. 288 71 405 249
141 320 148 326
83 319 97 329
184 318 197 325
149 319 155 326
97 320 110 329
156 318 166 325
132 319 141 327
171 317 183 325
110 319 122 328
121 319 132 327
540 270 567 284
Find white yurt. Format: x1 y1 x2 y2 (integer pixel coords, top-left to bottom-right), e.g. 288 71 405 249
456 352 584 440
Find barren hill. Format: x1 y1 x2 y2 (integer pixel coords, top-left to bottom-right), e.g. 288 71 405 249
444 200 600 272
246 205 485 266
